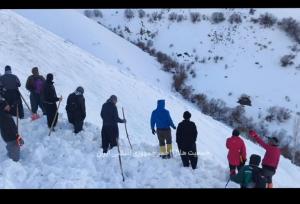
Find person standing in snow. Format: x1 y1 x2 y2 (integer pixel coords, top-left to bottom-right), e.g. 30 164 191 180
42 73 62 130
66 86 86 134
150 99 176 159
0 65 24 119
176 111 198 169
230 154 267 188
100 95 126 153
249 130 281 188
226 129 247 175
0 81 24 162
25 67 46 120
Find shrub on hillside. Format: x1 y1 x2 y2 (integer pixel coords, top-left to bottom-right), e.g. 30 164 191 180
211 12 225 24
258 13 277 28
168 12 178 22
278 17 300 43
124 9 135 20
93 10 103 18
190 12 201 23
84 10 93 18
280 54 295 67
266 106 292 123
138 9 146 18
228 13 242 24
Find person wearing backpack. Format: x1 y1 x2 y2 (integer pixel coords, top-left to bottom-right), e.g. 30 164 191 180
0 65 24 119
26 67 46 120
176 111 198 169
249 130 281 188
226 129 247 175
66 87 86 134
230 154 267 188
0 81 24 162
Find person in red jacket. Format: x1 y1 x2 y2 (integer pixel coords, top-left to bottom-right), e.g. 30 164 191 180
249 130 281 188
226 129 247 176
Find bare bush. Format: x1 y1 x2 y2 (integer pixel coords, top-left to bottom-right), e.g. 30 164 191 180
266 106 291 123
280 54 295 67
176 14 184 22
93 10 103 18
211 12 225 24
228 13 242 24
237 94 252 106
258 13 277 28
172 69 188 92
84 10 93 18
190 12 201 23
168 12 178 22
278 17 300 43
138 9 146 18
124 9 135 20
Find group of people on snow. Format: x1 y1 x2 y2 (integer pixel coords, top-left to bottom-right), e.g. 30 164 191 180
226 129 281 188
0 65 281 188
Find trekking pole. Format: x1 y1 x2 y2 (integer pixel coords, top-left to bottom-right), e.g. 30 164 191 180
16 106 24 146
225 177 231 188
16 105 19 134
48 96 62 136
116 138 125 182
20 92 32 113
122 107 132 150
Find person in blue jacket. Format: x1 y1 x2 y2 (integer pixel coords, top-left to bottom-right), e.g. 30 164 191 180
151 99 176 159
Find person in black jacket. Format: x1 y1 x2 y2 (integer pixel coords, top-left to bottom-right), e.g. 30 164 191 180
66 86 86 134
25 67 46 119
100 95 126 153
0 65 24 119
0 82 24 162
42 73 62 130
176 111 198 169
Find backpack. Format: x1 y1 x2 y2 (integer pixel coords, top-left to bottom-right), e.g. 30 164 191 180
252 168 267 188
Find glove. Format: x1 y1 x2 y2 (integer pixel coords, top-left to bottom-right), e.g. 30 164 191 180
152 128 156 135
241 159 246 166
16 135 24 147
249 130 257 138
172 126 176 130
122 119 127 123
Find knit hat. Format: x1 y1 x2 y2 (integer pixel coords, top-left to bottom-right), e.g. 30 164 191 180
232 129 240 137
183 111 191 120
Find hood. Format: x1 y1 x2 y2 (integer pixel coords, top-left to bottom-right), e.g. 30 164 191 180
157 100 165 110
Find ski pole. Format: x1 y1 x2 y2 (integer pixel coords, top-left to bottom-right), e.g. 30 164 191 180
48 96 62 136
20 92 32 113
16 106 24 146
122 107 132 150
116 138 125 182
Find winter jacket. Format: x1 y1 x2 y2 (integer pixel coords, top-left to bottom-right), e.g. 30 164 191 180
0 73 21 90
150 100 175 130
100 99 123 126
66 92 86 123
176 119 197 150
42 79 59 104
249 131 281 169
26 74 45 94
226 136 247 166
0 96 18 143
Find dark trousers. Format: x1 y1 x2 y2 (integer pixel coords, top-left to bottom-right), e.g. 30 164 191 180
72 119 84 134
6 140 20 162
44 103 58 128
229 163 244 175
4 90 24 119
178 143 198 169
157 129 172 145
101 125 118 153
30 92 45 114
262 165 276 184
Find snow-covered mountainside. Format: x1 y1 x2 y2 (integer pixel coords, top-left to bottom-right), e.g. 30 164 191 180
1 9 300 188
75 9 300 149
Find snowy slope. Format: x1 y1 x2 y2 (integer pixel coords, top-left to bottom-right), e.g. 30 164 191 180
0 9 300 188
79 8 300 144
